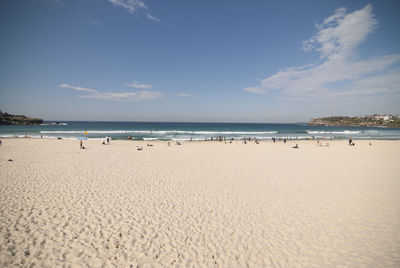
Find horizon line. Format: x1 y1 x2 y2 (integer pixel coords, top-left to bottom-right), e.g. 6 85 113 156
42 120 309 124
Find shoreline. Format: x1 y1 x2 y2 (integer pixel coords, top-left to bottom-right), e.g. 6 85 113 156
1 136 400 142
2 122 400 141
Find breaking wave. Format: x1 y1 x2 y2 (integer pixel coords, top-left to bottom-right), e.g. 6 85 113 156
307 130 361 134
40 130 278 135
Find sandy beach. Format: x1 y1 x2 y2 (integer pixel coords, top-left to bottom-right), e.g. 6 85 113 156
0 138 399 267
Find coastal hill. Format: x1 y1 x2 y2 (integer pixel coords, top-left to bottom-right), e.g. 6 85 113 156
0 111 43 125
309 114 400 128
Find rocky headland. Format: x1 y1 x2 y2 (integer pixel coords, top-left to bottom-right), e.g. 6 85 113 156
0 111 43 125
309 114 400 128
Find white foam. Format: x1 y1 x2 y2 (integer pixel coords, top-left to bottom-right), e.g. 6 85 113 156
143 138 159 141
40 123 68 126
307 130 361 134
40 130 134 134
0 134 27 138
39 130 278 135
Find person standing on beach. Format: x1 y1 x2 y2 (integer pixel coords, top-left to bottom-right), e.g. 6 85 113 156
80 140 83 149
107 137 110 145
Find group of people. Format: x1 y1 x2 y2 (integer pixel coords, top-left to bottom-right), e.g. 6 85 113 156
271 137 289 143
82 136 112 149
76 136 365 150
102 137 111 145
167 141 182 146
136 144 154 150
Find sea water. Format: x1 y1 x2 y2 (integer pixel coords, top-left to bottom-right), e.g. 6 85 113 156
1 121 400 140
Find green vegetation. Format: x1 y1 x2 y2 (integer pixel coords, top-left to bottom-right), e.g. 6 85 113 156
309 115 400 128
0 111 43 125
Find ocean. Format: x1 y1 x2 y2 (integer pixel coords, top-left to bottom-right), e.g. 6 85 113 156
1 121 400 141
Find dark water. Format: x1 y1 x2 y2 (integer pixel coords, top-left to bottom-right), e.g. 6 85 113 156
1 121 400 140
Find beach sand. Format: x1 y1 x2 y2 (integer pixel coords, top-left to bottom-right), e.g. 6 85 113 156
1 138 399 267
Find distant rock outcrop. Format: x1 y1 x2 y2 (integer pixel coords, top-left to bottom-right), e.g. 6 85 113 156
0 111 43 125
309 114 400 128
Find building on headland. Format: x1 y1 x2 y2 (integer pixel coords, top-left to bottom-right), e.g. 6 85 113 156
365 114 399 121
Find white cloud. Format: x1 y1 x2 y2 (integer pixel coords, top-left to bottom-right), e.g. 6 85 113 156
305 4 377 59
126 81 152 89
244 4 400 100
349 69 400 95
109 0 160 21
242 87 267 94
108 0 147 14
79 90 162 101
146 13 161 22
59 83 98 93
61 83 162 101
176 93 197 97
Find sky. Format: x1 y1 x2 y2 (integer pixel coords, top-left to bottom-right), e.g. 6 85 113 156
0 0 399 122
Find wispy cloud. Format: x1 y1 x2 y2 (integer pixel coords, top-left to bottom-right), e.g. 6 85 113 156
349 69 400 95
108 0 161 21
126 81 152 89
61 83 162 101
176 93 197 98
146 13 161 22
108 0 147 15
59 83 98 93
79 90 162 101
244 4 400 100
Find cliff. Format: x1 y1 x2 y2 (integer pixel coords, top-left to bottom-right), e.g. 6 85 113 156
309 115 400 128
0 111 43 125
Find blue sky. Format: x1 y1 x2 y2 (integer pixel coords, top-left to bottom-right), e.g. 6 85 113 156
1 0 399 122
